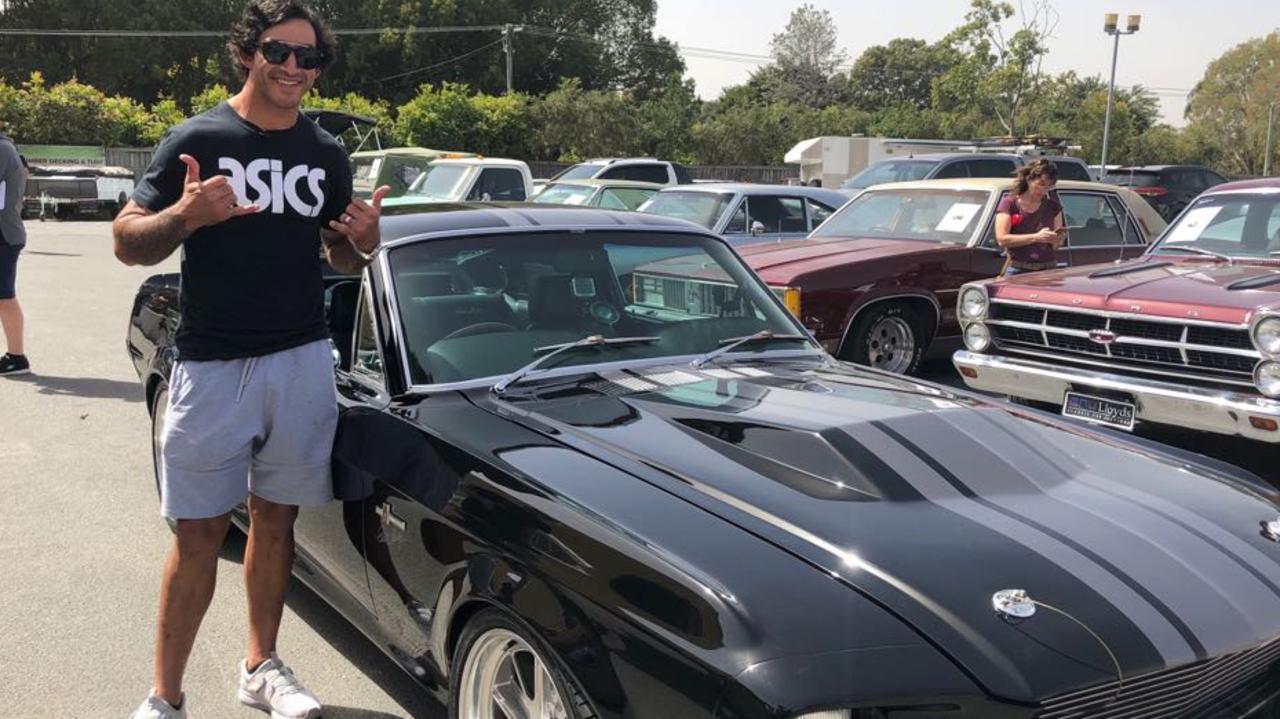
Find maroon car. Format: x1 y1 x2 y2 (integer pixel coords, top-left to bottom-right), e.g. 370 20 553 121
954 178 1280 442
737 178 1164 374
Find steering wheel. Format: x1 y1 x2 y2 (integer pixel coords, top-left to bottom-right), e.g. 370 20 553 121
438 322 520 342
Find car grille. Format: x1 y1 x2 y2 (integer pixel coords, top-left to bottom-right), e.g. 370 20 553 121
988 302 1260 388
1038 635 1280 719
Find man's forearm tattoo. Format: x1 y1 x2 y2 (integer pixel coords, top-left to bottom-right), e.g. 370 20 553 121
120 210 190 266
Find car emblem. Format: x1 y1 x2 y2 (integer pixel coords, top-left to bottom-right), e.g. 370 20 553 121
1262 518 1280 542
1130 304 1142 312
1028 293 1039 299
1089 329 1117 345
1072 298 1084 305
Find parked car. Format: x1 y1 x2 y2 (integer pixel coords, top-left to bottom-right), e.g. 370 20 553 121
1104 164 1229 221
128 203 1280 719
637 183 850 245
954 177 1280 442
350 148 476 200
380 157 534 207
549 157 692 186
841 153 1093 192
731 178 1164 375
530 178 662 210
22 165 135 220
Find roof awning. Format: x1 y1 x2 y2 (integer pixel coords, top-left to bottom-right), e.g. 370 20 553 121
784 137 824 164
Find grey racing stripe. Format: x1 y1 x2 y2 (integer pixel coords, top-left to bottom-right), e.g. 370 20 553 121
969 409 1280 603
857 421 1198 665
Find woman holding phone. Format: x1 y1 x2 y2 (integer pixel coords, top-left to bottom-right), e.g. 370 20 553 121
994 158 1065 276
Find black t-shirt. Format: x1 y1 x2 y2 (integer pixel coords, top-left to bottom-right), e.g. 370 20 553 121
133 102 352 361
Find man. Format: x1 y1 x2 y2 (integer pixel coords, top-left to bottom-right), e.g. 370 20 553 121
113 2 389 717
0 121 29 376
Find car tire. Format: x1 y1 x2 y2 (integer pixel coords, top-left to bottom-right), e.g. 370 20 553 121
451 607 595 719
844 303 928 375
150 385 177 533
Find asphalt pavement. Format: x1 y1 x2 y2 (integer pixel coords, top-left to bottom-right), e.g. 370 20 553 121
0 221 440 719
0 220 1273 719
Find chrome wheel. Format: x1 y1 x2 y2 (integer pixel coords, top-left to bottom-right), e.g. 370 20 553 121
865 316 916 373
458 628 570 719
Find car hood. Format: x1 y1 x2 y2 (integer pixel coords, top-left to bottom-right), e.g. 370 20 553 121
991 257 1280 324
497 360 1280 704
737 236 960 281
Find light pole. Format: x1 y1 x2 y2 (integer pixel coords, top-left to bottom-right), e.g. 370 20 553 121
1100 13 1141 175
1266 100 1278 176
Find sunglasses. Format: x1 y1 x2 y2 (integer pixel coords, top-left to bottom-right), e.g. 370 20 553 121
258 40 326 70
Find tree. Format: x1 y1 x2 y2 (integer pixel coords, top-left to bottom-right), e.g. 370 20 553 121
769 3 847 76
1184 31 1280 175
934 0 1058 137
846 39 953 112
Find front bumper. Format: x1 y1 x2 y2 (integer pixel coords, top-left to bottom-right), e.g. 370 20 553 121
952 350 1280 443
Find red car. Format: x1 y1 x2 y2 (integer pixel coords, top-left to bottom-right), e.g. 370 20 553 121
954 178 1280 441
737 178 1164 374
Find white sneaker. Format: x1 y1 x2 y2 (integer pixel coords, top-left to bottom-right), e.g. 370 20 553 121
129 691 186 719
237 653 322 719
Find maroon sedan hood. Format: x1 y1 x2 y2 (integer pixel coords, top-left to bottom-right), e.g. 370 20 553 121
738 236 957 281
992 258 1280 325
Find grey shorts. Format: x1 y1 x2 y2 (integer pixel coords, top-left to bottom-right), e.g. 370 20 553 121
160 339 337 520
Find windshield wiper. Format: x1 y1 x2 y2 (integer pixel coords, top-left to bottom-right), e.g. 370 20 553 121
690 330 812 369
1158 245 1234 265
492 335 661 394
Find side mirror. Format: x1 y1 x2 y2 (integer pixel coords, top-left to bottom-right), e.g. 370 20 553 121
750 220 766 237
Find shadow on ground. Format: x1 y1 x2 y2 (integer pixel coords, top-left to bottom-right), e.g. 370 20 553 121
9 373 144 403
218 529 444 718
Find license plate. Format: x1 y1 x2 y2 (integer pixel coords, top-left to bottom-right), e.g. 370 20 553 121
1062 392 1136 430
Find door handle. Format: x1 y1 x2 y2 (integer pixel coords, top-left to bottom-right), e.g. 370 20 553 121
375 501 406 532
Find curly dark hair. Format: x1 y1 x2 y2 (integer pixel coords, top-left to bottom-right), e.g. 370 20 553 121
1012 158 1059 195
228 0 337 80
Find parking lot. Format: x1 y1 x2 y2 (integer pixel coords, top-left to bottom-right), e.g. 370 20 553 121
0 219 1274 719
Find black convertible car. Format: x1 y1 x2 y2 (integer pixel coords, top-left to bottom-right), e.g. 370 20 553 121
128 204 1280 719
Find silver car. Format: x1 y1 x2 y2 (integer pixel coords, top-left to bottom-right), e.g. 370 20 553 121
638 183 851 245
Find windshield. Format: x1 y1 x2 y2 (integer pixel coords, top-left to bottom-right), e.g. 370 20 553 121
841 160 938 190
1104 171 1160 187
811 188 992 242
404 164 470 200
551 163 605 181
531 183 596 206
638 191 735 229
351 157 382 194
1150 195 1280 259
388 232 807 385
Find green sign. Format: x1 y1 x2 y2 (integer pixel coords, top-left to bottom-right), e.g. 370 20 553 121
16 144 106 165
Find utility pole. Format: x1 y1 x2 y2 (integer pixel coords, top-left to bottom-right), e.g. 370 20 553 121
1266 100 1278 177
502 24 514 95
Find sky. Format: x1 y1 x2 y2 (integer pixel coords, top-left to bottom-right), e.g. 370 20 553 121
654 0 1280 128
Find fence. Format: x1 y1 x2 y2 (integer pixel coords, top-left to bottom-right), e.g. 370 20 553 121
105 147 158 181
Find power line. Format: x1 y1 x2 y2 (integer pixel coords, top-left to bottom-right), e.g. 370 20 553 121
373 38 505 85
0 25 510 37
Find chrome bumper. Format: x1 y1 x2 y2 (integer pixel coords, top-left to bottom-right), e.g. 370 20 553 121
952 350 1280 443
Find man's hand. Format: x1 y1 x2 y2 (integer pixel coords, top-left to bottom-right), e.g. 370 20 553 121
328 185 390 256
173 154 259 231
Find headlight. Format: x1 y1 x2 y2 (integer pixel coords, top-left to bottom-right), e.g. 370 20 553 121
1253 317 1280 356
964 322 991 352
1256 361 1280 398
958 286 989 322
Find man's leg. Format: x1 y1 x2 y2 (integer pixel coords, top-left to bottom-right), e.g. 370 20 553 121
153 514 232 706
0 296 24 355
244 495 298 669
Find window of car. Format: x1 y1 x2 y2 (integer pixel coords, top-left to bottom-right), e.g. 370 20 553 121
1059 192 1126 247
1104 170 1160 187
1203 170 1228 187
386 232 810 386
601 164 670 184
724 201 748 234
806 199 835 230
531 183 595 206
931 161 970 179
672 163 693 184
552 163 605 181
1050 158 1093 182
746 196 807 234
598 187 658 211
388 160 429 193
639 191 736 230
813 188 992 242
841 159 938 190
351 157 382 195
969 159 1019 178
405 164 470 200
1105 196 1149 245
352 279 385 384
1151 194 1280 258
468 168 526 201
